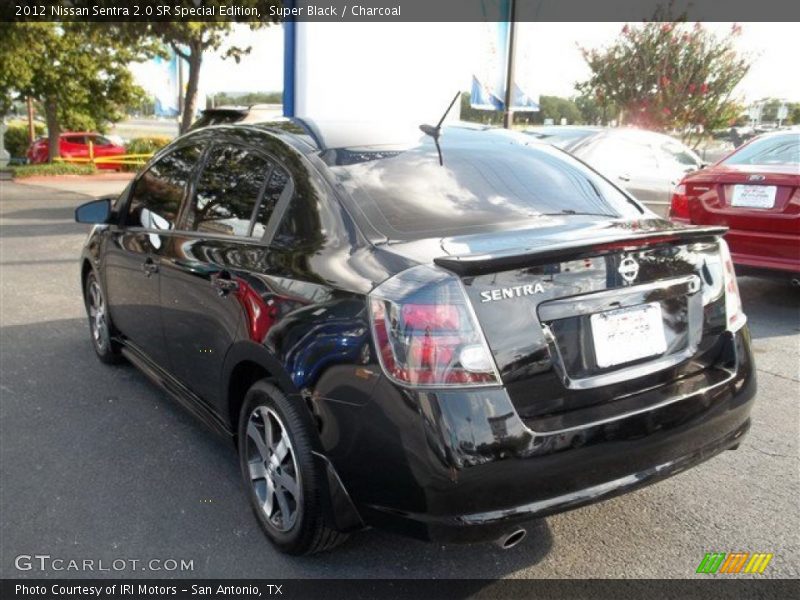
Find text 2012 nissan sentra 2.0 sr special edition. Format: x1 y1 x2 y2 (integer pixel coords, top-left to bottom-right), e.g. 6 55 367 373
75 117 756 554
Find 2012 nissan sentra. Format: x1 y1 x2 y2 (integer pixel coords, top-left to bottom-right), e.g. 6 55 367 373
74 117 756 554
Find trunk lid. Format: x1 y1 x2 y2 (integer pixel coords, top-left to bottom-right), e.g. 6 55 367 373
684 165 800 235
428 218 732 431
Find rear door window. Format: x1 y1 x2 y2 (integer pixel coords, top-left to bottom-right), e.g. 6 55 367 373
252 165 290 238
185 144 273 237
127 144 203 230
587 136 659 172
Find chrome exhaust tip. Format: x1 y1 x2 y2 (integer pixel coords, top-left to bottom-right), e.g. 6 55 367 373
791 278 800 288
495 528 527 550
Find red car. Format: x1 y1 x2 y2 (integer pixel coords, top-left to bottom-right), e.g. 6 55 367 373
27 132 126 169
670 131 800 282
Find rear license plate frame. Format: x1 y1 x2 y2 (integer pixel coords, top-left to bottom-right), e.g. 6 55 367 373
590 302 668 369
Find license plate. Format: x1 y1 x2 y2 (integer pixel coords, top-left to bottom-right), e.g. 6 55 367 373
591 303 667 368
731 184 776 209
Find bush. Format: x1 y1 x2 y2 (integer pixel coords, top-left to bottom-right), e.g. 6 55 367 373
121 136 171 172
125 136 171 155
3 123 46 158
10 163 97 178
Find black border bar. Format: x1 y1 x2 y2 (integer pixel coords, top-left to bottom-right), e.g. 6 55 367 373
2 579 798 600
3 0 800 22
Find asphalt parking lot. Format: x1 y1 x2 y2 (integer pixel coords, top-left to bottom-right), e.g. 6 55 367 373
1 179 798 579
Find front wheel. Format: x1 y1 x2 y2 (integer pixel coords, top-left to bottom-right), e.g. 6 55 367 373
84 271 121 364
238 380 347 555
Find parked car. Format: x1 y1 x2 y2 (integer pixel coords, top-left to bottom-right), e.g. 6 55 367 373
27 132 126 169
526 126 704 216
189 105 284 131
75 118 755 555
670 131 800 283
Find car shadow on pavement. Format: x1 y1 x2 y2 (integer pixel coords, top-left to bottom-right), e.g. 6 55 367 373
0 317 553 580
737 276 800 341
1 205 83 222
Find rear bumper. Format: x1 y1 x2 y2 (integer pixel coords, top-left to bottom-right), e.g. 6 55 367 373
353 328 756 544
726 229 800 275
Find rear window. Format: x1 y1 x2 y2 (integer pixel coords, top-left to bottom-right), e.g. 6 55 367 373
723 134 800 167
325 131 641 240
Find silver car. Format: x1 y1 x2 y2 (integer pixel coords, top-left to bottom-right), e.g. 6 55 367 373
527 127 704 216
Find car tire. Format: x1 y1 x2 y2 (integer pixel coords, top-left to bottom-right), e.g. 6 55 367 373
238 380 347 555
84 271 122 365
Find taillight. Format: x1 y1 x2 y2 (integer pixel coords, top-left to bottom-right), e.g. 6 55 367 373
670 183 690 221
719 239 746 332
368 265 500 387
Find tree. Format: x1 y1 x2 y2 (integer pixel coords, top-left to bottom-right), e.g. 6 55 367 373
210 91 283 108
537 96 582 125
577 22 751 149
0 23 152 160
116 4 280 133
573 92 617 126
790 104 800 126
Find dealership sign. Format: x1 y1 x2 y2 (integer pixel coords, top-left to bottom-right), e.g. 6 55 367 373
470 1 539 111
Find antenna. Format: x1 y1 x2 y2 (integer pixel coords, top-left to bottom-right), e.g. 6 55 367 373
419 91 461 166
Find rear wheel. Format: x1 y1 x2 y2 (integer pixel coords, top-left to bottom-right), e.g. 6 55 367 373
84 271 121 364
238 380 347 555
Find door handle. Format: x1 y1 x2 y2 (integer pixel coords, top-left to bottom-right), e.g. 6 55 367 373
618 173 631 182
142 258 159 277
212 272 239 296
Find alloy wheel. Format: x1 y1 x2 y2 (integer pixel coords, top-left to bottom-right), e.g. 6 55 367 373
245 406 302 532
87 279 109 352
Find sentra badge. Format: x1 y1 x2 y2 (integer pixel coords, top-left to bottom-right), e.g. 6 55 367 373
480 283 545 303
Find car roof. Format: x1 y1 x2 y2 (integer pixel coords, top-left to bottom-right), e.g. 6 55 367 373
196 116 511 154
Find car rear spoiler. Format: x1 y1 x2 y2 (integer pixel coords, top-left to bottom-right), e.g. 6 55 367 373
433 225 728 277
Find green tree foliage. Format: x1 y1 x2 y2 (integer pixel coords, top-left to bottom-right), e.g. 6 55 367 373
573 92 618 125
757 98 800 125
537 96 582 125
790 105 800 126
577 22 751 148
210 91 283 107
0 23 152 160
3 123 45 158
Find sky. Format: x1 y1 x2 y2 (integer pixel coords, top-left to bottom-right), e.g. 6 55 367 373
132 22 800 106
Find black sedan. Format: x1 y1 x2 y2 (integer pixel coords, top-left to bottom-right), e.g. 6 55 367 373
75 119 756 554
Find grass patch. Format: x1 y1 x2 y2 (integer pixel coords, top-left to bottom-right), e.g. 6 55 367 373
10 163 97 178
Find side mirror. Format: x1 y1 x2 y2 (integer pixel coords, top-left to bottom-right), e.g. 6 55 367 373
75 197 112 224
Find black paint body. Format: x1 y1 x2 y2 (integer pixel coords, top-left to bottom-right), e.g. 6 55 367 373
78 120 756 544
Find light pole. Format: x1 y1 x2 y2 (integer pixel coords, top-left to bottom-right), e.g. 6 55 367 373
502 0 517 130
0 118 10 169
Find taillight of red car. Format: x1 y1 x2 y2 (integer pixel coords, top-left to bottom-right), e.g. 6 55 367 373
368 265 500 387
670 183 691 221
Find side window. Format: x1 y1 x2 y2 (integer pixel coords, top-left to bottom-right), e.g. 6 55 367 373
658 141 700 169
63 135 86 145
252 165 290 238
186 144 273 237
589 137 658 173
273 191 321 248
92 135 114 147
127 145 203 230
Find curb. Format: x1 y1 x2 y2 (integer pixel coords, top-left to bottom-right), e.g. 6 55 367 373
13 173 135 184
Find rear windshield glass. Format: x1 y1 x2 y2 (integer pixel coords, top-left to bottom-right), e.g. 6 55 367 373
723 133 800 167
323 130 640 240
